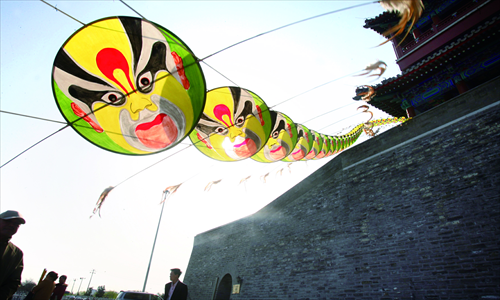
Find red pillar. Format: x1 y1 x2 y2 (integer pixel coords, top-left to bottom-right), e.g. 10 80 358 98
455 81 470 94
413 28 421 39
406 107 416 118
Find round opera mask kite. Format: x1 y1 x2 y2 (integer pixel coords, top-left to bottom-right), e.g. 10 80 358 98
282 124 313 162
251 111 298 163
189 87 272 161
52 16 206 155
303 130 323 160
313 133 331 160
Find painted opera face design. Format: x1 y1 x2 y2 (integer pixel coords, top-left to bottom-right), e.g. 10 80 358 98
190 87 271 162
252 111 297 163
282 124 311 162
52 17 205 154
304 130 322 160
325 136 334 157
314 133 330 160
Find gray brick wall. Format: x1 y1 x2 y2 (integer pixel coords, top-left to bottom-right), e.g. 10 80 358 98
184 76 500 300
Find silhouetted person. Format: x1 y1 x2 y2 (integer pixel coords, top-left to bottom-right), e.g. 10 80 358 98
50 276 67 300
164 268 187 300
32 272 58 300
0 210 26 300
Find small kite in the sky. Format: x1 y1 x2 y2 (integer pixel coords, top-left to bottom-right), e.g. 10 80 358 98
276 168 284 177
260 173 270 183
204 179 222 192
239 176 251 185
380 0 425 45
160 184 183 204
363 122 377 137
356 61 387 78
90 186 114 218
357 105 374 122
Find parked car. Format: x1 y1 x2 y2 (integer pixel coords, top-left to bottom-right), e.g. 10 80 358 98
116 291 163 300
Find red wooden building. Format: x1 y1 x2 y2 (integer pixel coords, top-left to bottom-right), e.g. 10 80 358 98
356 0 500 117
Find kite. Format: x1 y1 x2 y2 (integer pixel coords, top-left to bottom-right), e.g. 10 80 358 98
239 176 252 192
252 111 298 163
52 16 206 155
304 130 323 160
276 168 284 177
357 105 374 122
239 176 251 185
325 136 336 157
380 0 425 45
314 133 331 160
204 179 222 192
282 124 314 162
356 61 387 78
160 184 183 204
260 173 270 183
90 186 114 218
190 87 272 161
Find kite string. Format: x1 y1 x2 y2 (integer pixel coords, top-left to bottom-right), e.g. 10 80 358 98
0 110 67 125
201 61 239 86
118 0 147 20
117 0 377 63
0 125 69 168
199 1 378 62
113 144 192 188
39 0 85 25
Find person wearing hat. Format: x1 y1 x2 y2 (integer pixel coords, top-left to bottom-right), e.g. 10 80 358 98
0 210 26 300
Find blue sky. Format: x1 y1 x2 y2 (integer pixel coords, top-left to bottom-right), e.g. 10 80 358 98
1 0 401 294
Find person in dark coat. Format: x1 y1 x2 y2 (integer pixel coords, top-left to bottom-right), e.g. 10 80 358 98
50 275 67 300
0 210 25 300
164 269 187 300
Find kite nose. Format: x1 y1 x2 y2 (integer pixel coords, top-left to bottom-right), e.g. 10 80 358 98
129 94 157 120
228 126 243 142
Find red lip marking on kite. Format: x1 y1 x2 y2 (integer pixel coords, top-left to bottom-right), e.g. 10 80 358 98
315 151 326 159
135 114 178 149
233 138 257 158
291 148 305 160
305 149 316 160
269 145 286 160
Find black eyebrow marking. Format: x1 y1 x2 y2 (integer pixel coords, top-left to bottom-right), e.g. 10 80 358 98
54 49 110 86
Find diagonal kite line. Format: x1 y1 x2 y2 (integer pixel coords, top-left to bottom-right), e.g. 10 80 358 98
197 1 377 62
0 125 69 168
40 0 85 25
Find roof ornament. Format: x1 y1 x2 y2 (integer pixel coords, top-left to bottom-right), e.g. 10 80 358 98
353 85 376 102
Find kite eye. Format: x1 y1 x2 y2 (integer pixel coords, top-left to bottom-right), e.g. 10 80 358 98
101 92 125 105
138 72 153 93
272 131 279 139
216 127 227 135
235 116 245 126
